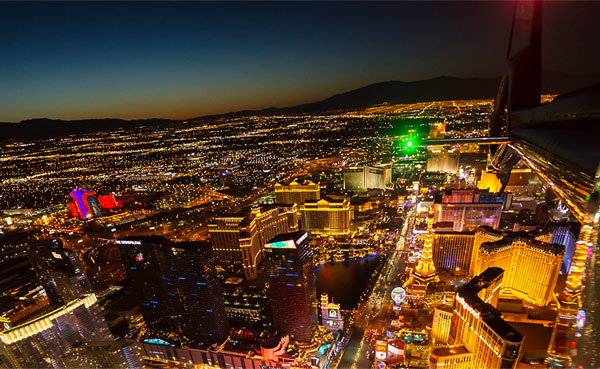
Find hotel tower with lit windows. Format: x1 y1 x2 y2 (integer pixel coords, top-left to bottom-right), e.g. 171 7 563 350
209 204 298 279
300 197 353 236
263 231 317 342
446 268 523 369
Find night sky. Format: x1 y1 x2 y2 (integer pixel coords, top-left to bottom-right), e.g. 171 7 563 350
1 1 598 122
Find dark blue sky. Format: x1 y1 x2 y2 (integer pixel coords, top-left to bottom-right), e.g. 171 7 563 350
0 1 598 121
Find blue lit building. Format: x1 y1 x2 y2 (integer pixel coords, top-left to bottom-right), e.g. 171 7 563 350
117 236 229 342
549 223 578 275
264 231 317 341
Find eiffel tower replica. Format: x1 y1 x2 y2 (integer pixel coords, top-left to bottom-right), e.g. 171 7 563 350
407 210 439 296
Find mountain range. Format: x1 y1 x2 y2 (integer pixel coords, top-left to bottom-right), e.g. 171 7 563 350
2 72 597 140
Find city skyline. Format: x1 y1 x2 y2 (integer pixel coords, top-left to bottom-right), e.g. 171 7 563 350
0 1 598 368
1 1 599 122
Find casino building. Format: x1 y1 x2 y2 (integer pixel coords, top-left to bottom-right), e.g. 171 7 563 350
209 204 298 279
0 294 112 368
433 189 508 232
474 233 564 306
274 180 320 205
432 232 475 272
300 198 353 236
320 294 342 332
69 188 103 220
263 231 317 341
431 307 453 345
117 236 229 342
448 268 523 369
343 165 392 191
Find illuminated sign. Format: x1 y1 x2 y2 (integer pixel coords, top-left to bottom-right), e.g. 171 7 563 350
576 310 586 330
0 318 11 331
296 232 308 245
116 240 142 245
328 309 338 318
265 240 296 249
391 287 407 305
325 320 342 330
318 344 331 355
375 340 387 360
136 253 144 262
51 252 63 260
456 295 480 319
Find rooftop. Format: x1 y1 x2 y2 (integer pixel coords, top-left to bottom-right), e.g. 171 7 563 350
431 345 471 357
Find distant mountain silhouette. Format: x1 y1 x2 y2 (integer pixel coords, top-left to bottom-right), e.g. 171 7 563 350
2 72 597 140
0 118 179 140
192 71 599 119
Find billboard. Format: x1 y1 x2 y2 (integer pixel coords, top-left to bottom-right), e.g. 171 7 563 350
576 310 586 330
265 240 296 249
375 340 387 360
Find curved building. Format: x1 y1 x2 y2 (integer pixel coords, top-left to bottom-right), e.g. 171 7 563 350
0 294 111 368
474 234 564 306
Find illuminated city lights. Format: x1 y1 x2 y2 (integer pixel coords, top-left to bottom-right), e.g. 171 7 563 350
0 2 598 368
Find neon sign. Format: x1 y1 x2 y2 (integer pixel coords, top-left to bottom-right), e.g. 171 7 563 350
265 240 296 249
576 310 586 330
456 295 480 319
375 340 387 360
116 240 142 245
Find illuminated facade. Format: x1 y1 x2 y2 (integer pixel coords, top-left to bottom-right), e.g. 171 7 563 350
97 194 119 209
320 294 342 332
412 211 438 287
477 170 502 193
433 189 507 232
274 180 320 205
504 167 543 197
548 223 577 274
431 308 453 344
300 198 352 236
141 341 293 369
449 268 523 369
426 151 459 173
63 340 143 369
0 294 112 368
27 239 94 309
117 236 229 342
343 165 392 191
432 232 475 272
472 227 505 274
69 188 103 220
475 234 563 306
264 231 317 341
209 204 298 279
429 345 472 369
548 222 595 366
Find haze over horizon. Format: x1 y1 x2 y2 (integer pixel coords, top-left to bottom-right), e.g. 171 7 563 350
1 1 599 122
